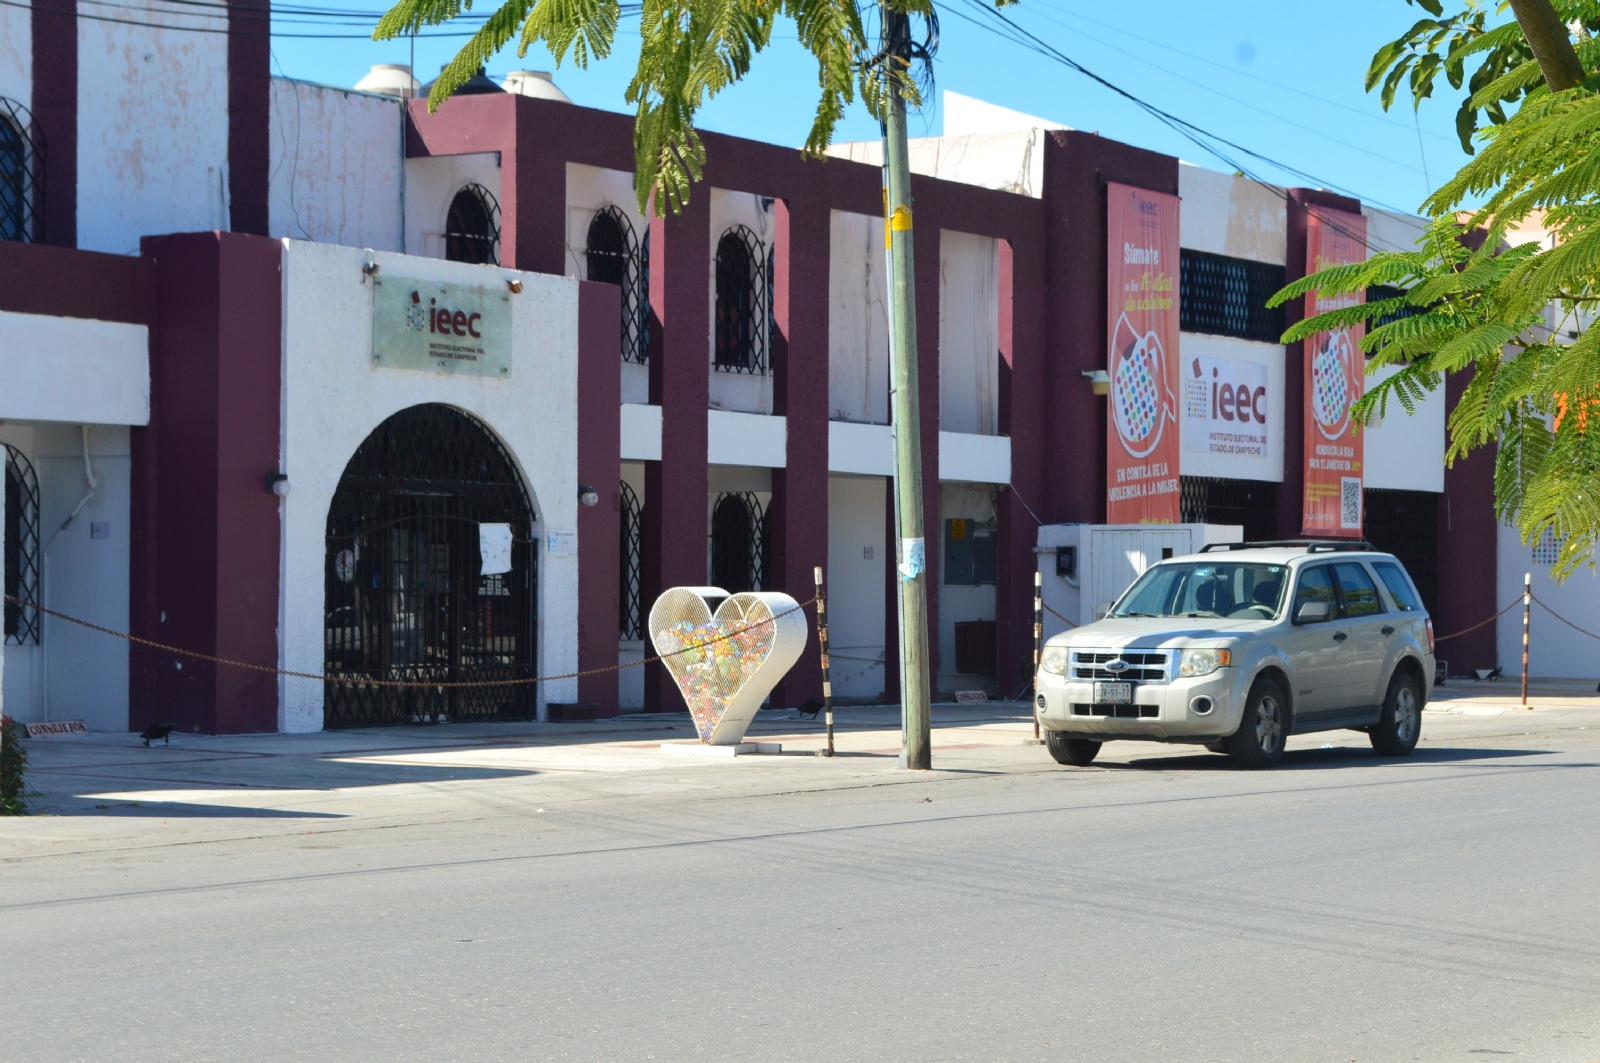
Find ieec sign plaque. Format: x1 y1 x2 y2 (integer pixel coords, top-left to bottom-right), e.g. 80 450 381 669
372 275 512 378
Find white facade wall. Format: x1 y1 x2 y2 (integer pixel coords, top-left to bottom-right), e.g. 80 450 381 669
826 474 886 698
938 229 1000 436
828 210 889 424
1364 205 1428 257
278 240 581 732
0 2 28 110
0 311 150 425
565 162 650 404
1361 362 1446 493
1496 524 1600 680
0 423 131 730
404 152 502 259
1178 164 1287 265
268 78 403 252
77 1 230 254
707 187 775 416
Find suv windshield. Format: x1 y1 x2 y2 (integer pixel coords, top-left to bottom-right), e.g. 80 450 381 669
1111 561 1289 620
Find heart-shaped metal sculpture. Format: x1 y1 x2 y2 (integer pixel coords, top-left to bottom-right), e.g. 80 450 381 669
648 587 808 745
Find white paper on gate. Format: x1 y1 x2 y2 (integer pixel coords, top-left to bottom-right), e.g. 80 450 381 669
479 522 513 575
648 588 809 746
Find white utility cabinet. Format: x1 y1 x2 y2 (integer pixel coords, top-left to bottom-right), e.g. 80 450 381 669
1035 523 1244 638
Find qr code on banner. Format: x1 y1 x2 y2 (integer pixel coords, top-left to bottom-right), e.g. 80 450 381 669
1340 476 1363 530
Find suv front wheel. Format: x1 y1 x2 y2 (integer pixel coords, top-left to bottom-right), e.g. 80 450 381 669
1046 731 1102 767
1370 669 1423 756
1226 676 1288 769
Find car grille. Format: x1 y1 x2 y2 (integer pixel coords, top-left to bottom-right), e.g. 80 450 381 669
1071 651 1168 682
1071 704 1160 718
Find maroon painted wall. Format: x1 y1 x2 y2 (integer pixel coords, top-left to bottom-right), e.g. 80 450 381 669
1039 132 1180 527
1436 367 1498 672
769 197 829 707
0 241 152 323
31 0 76 247
577 280 622 716
131 232 282 734
227 0 272 235
642 197 712 710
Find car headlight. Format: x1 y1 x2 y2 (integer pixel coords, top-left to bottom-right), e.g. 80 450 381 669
1040 646 1068 675
1177 648 1231 678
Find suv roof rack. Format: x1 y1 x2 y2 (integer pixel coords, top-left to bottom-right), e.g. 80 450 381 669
1199 539 1376 554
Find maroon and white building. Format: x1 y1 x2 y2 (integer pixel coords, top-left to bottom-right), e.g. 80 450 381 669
0 5 1509 736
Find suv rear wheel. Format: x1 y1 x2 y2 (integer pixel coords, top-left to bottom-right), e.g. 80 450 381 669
1046 731 1102 767
1226 677 1288 769
1370 670 1422 756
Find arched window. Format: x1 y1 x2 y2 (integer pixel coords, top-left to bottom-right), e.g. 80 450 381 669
0 97 43 244
710 492 767 593
714 226 767 374
619 480 644 640
444 183 501 265
586 207 651 365
4 445 40 645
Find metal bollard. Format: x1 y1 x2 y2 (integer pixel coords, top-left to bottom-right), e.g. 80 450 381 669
815 566 834 757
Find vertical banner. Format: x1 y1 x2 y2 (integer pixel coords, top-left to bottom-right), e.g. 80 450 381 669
1301 207 1367 538
1106 183 1181 523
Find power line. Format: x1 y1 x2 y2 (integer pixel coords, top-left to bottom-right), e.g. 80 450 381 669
941 0 1422 255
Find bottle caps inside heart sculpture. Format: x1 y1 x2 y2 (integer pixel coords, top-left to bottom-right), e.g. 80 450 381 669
648 587 807 745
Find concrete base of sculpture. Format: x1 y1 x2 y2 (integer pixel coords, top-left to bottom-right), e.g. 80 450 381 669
659 741 783 757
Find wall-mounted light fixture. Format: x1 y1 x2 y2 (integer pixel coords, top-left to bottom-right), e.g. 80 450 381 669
506 277 524 294
578 485 600 507
362 261 381 279
1082 369 1110 396
266 473 290 497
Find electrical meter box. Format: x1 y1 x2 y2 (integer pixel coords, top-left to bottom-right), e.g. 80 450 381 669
1035 523 1244 638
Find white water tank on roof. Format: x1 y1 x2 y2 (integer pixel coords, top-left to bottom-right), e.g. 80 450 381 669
503 70 571 103
354 64 420 98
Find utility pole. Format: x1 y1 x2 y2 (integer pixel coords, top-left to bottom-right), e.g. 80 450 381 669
881 4 931 770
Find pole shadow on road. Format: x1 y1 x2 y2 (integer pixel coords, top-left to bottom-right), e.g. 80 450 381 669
1095 745 1562 772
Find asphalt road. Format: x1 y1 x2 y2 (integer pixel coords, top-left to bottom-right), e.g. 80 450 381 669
4 703 1600 1062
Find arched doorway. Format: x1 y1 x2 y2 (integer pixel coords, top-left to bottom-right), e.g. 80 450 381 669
324 404 537 727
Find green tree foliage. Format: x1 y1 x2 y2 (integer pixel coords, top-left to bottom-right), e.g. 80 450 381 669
1277 1 1600 578
374 0 997 215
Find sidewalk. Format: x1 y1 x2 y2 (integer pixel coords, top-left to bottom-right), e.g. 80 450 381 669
8 687 1600 850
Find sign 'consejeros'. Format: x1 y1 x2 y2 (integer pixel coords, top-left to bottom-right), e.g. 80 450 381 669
371 275 512 378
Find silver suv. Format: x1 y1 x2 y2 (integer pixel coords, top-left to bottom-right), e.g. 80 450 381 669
1034 542 1434 769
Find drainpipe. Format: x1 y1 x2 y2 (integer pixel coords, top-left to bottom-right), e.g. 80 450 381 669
40 426 98 721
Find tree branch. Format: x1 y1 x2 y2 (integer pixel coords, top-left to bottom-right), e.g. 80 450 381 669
1508 0 1586 91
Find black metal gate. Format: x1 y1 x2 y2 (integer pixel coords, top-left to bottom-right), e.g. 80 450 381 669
324 404 537 727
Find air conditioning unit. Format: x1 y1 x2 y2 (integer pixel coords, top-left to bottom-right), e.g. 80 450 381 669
1035 523 1243 637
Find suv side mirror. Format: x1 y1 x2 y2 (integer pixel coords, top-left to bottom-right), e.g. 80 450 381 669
1294 600 1332 624
1093 601 1113 621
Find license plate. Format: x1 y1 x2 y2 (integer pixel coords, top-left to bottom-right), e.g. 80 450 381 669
1095 681 1133 704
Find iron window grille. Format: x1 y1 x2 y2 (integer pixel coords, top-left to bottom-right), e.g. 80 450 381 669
444 183 501 266
1180 476 1280 545
323 403 537 728
1366 284 1425 337
586 206 652 365
4 444 39 645
0 97 43 244
619 480 644 640
714 225 768 374
710 491 769 593
1179 249 1287 344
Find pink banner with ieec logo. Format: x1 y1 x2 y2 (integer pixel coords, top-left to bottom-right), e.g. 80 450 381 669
1105 183 1181 524
1301 207 1367 538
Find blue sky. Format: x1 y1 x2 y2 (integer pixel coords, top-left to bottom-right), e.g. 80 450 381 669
270 0 1490 216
